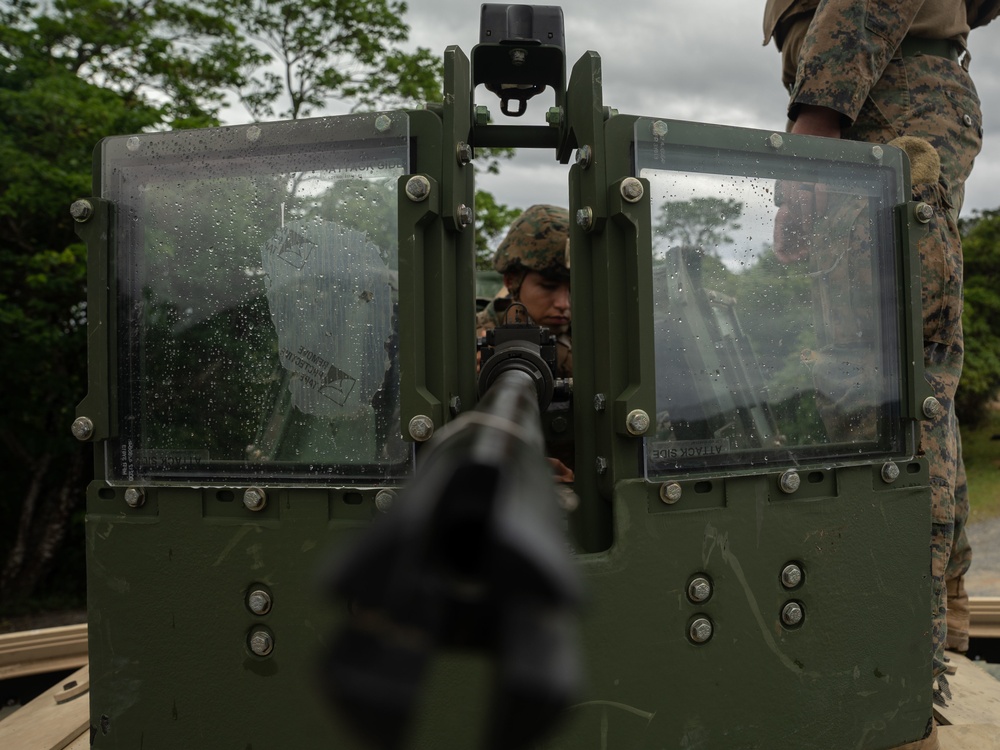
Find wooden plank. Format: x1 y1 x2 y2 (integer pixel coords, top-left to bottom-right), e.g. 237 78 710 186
970 597 1000 640
0 665 89 750
934 652 1000 728
938 724 1000 749
0 624 88 680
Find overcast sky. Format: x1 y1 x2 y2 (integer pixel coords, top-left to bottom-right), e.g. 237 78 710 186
404 1 1000 220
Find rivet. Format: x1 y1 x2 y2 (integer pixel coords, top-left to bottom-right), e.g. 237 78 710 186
660 482 682 504
781 601 804 627
915 202 934 223
689 617 713 644
456 142 473 166
781 564 803 589
576 145 593 169
779 469 801 494
70 200 93 223
374 114 392 132
595 456 608 476
405 175 431 202
247 588 272 615
576 207 594 231
652 120 669 137
768 133 784 149
871 145 884 160
408 415 434 441
248 629 274 656
124 487 144 508
375 489 396 514
922 396 943 419
243 487 267 511
625 409 650 436
688 576 712 603
881 462 900 484
620 178 644 203
71 416 94 441
457 204 474 228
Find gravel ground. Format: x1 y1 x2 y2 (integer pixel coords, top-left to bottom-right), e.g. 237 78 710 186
966 516 1000 597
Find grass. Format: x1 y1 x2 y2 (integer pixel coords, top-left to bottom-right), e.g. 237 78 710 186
961 408 1000 523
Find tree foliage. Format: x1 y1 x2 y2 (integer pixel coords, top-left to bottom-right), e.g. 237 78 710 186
956 209 1000 426
653 197 743 257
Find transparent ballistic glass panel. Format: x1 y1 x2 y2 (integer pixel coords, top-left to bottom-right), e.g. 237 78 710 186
103 114 412 483
636 120 905 476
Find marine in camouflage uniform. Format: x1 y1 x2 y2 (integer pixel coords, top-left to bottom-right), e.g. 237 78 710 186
476 204 573 378
764 0 993 709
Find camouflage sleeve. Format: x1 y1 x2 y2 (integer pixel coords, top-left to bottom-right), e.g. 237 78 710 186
789 0 924 123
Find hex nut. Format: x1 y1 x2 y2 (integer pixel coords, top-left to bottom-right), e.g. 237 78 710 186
660 482 682 504
243 487 267 511
247 588 272 616
124 487 144 508
871 145 884 160
375 489 396 514
408 415 434 441
688 576 712 603
595 456 608 476
545 107 563 126
781 601 804 627
620 178 644 203
922 396 943 419
70 200 93 223
457 204 474 228
768 133 784 149
71 416 95 441
593 393 607 412
248 629 274 656
374 114 392 132
779 469 801 494
405 175 431 202
576 207 594 231
651 120 669 137
881 462 900 484
915 202 935 224
780 563 803 589
456 142 473 166
625 409 650 436
689 617 713 644
576 145 593 169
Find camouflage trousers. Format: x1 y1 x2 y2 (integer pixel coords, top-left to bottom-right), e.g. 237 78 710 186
846 52 982 683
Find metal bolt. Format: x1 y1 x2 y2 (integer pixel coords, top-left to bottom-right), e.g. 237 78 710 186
576 207 594 231
124 487 144 508
688 577 712 603
871 145 884 160
408 415 434 441
126 136 141 151
778 469 801 494
915 202 934 223
374 114 392 132
576 145 593 169
510 48 527 66
449 396 462 416
603 106 619 121
780 564 803 589
405 175 431 202
474 106 491 126
881 462 900 484
781 601 804 627
660 482 682 504
767 133 784 149
922 396 943 419
248 629 273 656
245 126 261 143
651 120 669 137
456 142 473 166
457 204 474 228
375 489 396 514
689 617 713 644
593 393 607 412
70 200 93 223
71 416 94 441
243 487 267 512
546 107 563 126
625 409 650 436
620 178 644 203
595 456 608 475
247 589 272 615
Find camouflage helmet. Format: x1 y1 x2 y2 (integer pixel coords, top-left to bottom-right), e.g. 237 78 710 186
493 204 570 279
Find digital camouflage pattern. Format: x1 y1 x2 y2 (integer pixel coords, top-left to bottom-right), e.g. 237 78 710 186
764 0 984 703
491 204 571 278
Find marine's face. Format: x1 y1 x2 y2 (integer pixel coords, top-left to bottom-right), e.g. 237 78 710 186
513 270 571 334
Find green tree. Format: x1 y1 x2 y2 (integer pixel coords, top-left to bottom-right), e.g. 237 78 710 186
957 208 1000 426
653 197 743 258
474 189 521 270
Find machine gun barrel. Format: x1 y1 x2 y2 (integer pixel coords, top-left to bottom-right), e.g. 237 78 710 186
322 362 580 750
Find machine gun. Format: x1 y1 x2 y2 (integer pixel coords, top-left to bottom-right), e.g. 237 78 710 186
71 4 947 748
